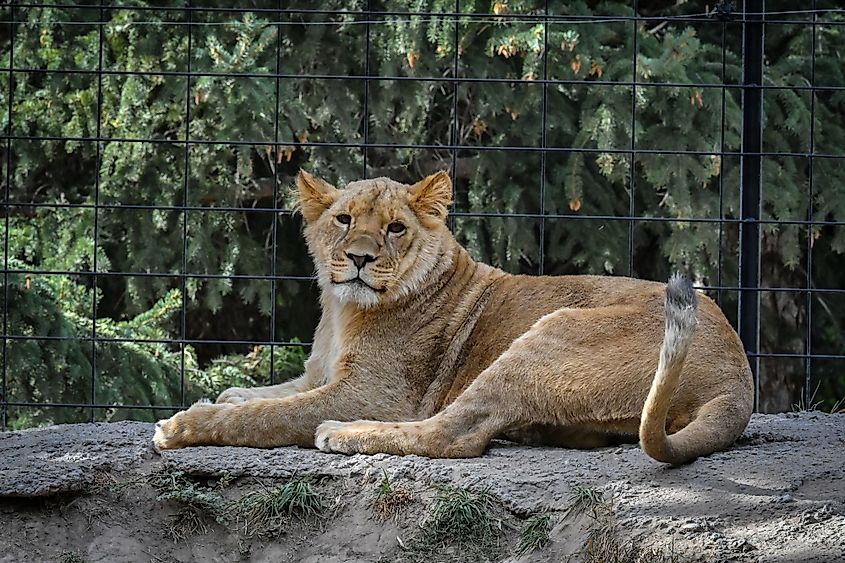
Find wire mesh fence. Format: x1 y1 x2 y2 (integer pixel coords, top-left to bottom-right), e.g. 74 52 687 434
2 1 845 430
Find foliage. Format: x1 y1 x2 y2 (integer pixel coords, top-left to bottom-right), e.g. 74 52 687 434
2 0 844 421
2 215 188 425
2 215 305 427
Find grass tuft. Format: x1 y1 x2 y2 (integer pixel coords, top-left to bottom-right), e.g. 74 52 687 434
583 522 682 563
371 470 414 521
388 485 504 563
424 485 497 545
237 476 323 538
791 383 845 413
568 485 605 518
148 469 233 541
60 552 85 563
165 507 212 542
518 514 551 555
151 470 231 523
375 469 394 499
570 485 684 563
793 383 824 412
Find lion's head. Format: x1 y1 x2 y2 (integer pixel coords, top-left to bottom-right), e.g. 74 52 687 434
295 170 454 308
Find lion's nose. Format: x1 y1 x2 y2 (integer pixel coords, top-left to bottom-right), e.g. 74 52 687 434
346 252 375 270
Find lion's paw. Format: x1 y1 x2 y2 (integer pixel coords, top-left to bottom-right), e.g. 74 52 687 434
215 387 251 404
152 411 188 453
152 400 229 453
314 420 351 454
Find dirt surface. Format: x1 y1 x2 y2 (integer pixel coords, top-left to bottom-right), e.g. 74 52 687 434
1 412 844 562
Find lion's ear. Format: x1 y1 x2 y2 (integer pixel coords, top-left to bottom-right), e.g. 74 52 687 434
409 171 453 221
296 170 338 223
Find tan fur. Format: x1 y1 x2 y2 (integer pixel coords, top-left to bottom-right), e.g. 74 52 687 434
153 171 754 465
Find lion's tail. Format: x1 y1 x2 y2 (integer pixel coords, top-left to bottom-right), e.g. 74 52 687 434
638 274 701 464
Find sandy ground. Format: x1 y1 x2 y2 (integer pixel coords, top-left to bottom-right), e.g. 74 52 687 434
1 412 843 562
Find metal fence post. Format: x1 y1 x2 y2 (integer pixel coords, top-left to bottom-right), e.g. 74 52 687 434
739 0 764 411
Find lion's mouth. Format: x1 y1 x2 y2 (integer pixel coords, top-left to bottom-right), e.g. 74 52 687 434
333 276 386 293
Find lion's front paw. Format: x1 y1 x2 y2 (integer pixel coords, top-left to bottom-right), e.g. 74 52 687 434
152 401 231 452
315 420 391 455
314 420 351 454
216 387 252 404
153 411 189 452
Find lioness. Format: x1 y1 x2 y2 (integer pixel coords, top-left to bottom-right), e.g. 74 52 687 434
153 170 754 464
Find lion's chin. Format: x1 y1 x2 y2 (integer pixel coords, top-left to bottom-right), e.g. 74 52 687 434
330 280 384 308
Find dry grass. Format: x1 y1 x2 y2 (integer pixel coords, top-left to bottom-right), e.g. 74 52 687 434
165 507 212 542
582 522 682 563
793 383 845 414
569 485 684 563
371 470 414 521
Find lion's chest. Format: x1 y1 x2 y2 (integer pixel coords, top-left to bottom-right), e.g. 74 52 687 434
328 310 448 397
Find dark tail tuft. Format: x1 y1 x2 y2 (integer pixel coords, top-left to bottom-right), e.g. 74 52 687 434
666 273 697 312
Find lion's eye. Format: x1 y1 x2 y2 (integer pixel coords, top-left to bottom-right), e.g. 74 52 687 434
387 222 406 234
335 214 352 225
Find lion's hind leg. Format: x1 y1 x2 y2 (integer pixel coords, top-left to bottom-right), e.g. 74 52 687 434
316 304 646 459
317 311 578 458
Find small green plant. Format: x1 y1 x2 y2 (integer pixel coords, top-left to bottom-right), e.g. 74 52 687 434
216 472 236 490
387 485 505 563
381 485 513 563
375 469 394 500
371 470 413 521
237 476 323 538
518 514 551 555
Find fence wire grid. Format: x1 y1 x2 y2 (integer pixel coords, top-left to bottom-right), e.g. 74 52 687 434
2 0 845 430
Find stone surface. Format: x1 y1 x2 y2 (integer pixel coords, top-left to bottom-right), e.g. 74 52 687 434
0 421 155 497
1 412 844 562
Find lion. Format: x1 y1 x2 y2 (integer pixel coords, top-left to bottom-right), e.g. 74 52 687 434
153 170 754 464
